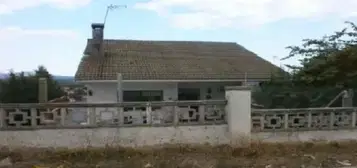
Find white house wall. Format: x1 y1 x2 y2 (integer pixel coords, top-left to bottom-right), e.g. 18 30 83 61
85 82 178 103
83 82 177 123
85 81 244 103
177 82 242 100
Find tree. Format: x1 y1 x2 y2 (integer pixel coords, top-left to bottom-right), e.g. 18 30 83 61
284 21 357 87
253 21 357 108
0 66 64 103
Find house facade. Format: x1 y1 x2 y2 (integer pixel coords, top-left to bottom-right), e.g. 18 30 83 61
74 23 279 124
82 81 242 103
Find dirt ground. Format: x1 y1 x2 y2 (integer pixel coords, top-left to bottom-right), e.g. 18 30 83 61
1 141 357 168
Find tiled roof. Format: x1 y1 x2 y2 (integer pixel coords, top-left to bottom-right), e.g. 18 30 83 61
75 39 279 81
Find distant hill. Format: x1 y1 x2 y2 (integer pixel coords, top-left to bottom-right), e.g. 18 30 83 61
0 73 7 79
54 76 75 85
0 73 75 85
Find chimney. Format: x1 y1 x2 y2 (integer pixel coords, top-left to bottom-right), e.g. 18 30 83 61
91 23 104 56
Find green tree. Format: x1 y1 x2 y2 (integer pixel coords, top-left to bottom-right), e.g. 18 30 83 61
0 66 64 103
253 21 357 108
284 21 357 87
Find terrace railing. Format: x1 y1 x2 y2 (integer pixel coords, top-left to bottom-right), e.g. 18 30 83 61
252 107 357 132
0 100 226 130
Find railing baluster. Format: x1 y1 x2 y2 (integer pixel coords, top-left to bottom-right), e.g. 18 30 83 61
146 103 152 125
88 107 96 126
307 111 312 128
284 113 289 129
60 108 66 126
260 115 265 130
173 106 179 126
352 110 356 128
330 110 335 129
199 105 205 124
30 108 37 127
118 107 124 126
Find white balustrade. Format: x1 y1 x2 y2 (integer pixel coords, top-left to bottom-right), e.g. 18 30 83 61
252 107 357 132
0 100 226 130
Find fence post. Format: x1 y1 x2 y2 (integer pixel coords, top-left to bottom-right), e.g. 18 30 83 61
0 108 5 129
225 86 251 142
342 89 353 107
37 78 48 127
38 78 48 103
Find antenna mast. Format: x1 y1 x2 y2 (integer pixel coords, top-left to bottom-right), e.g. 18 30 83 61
103 4 127 26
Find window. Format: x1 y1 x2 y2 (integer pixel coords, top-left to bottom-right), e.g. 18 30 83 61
123 90 163 102
178 88 200 101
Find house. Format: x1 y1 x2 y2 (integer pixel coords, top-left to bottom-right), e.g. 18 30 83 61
74 23 279 124
75 23 279 102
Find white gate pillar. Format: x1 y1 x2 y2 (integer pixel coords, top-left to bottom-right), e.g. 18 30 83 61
225 86 252 142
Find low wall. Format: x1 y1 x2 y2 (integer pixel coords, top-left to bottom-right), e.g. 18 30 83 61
1 125 230 148
2 86 357 148
255 130 357 142
2 126 357 148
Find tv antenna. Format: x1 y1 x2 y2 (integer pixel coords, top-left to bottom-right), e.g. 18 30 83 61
103 4 127 26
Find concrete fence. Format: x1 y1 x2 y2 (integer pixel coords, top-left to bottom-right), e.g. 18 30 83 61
1 86 357 148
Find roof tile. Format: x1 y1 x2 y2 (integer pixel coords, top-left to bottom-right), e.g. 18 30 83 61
75 39 279 81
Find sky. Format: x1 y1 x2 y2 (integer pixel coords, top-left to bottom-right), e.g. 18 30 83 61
1 0 357 76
